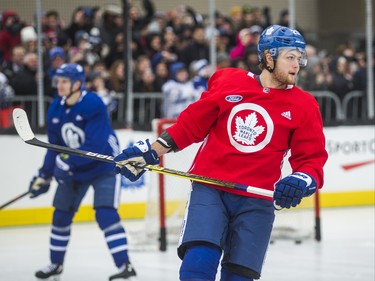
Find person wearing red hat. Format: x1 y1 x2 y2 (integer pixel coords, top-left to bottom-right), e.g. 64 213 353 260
0 10 26 63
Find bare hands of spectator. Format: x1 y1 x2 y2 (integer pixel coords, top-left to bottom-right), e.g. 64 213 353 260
70 52 84 63
161 51 177 62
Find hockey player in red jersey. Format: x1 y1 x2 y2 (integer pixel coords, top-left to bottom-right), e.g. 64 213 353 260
114 25 328 281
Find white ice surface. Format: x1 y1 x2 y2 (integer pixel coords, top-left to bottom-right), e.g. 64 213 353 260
0 206 373 281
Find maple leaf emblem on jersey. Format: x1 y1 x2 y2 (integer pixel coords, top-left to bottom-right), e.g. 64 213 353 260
233 113 265 145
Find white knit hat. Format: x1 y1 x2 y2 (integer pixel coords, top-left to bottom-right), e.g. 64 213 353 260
21 26 37 43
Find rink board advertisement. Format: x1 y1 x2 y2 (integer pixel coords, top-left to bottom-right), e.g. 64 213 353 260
0 125 374 226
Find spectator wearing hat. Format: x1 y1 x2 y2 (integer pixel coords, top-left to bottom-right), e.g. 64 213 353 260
229 6 243 33
240 4 254 29
151 49 177 74
0 10 26 63
190 59 210 95
161 61 196 118
98 4 123 47
20 26 37 53
47 47 67 87
249 25 263 44
70 30 99 66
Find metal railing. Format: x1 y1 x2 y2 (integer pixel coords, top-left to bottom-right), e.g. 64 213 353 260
341 90 367 122
0 90 371 132
310 91 344 122
309 90 371 125
0 96 53 129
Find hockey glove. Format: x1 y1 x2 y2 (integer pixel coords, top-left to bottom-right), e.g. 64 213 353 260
29 171 52 198
53 154 73 185
274 172 317 209
114 139 159 182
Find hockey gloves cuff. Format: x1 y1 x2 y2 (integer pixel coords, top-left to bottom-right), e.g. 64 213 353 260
114 139 159 182
29 172 52 198
53 154 73 185
274 172 317 209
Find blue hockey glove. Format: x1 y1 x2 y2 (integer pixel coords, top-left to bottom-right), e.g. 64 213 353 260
114 139 159 182
53 154 73 185
29 171 52 198
274 172 317 209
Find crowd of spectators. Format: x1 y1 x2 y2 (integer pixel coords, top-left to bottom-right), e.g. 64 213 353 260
0 1 372 125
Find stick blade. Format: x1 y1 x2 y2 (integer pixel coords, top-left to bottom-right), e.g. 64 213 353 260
12 108 35 142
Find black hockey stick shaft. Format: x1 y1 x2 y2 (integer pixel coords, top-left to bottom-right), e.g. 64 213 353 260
26 137 114 163
12 108 273 198
0 191 30 210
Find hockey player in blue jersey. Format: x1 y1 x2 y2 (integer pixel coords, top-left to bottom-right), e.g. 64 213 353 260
28 63 136 280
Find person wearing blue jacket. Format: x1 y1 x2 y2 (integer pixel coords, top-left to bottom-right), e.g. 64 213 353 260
29 63 136 280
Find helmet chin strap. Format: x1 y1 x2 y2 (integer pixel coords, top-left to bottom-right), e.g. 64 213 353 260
267 58 278 73
265 65 274 73
64 82 81 105
263 54 276 73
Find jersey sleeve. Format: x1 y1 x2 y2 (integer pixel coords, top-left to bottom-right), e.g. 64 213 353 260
288 98 328 189
166 70 227 150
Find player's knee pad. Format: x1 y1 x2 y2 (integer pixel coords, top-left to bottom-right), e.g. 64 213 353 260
95 207 121 230
221 263 259 280
179 243 221 281
53 209 74 227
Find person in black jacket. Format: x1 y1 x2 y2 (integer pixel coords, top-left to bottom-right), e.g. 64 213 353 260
12 52 52 120
178 24 209 68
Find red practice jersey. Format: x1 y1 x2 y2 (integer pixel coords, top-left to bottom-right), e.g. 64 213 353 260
167 68 328 200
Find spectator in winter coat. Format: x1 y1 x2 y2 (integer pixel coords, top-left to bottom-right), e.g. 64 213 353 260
190 59 211 96
0 10 26 63
161 62 196 118
178 25 209 68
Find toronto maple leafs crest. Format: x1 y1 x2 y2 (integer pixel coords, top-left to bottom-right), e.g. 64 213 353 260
233 113 265 145
61 122 85 149
227 103 274 153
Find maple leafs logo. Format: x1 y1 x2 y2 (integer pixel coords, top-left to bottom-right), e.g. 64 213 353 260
233 112 265 145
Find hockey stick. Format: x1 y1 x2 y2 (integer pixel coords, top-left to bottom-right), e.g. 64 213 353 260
0 191 30 210
12 108 273 198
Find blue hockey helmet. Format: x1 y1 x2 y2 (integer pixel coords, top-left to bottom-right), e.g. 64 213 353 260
257 25 307 67
55 63 85 89
169 62 186 81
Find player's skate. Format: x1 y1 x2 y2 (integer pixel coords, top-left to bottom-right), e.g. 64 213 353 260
35 264 63 280
109 262 137 280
